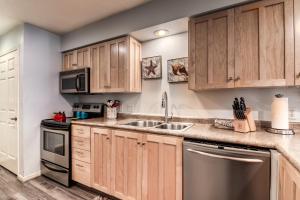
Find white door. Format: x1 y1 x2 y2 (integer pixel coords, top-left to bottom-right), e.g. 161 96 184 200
0 50 18 174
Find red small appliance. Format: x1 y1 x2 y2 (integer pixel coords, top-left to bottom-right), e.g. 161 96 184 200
53 112 66 122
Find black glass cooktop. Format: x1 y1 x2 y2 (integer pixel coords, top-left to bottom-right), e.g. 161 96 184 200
41 118 73 130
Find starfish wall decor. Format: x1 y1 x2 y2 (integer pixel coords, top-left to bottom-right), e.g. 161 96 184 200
142 56 162 79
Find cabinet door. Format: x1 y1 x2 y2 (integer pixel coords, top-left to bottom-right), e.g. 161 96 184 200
295 0 300 85
235 0 294 87
129 37 142 92
91 128 111 194
142 134 183 200
90 43 109 93
62 51 76 71
106 37 129 92
111 130 142 200
189 9 235 90
279 155 300 200
76 47 90 68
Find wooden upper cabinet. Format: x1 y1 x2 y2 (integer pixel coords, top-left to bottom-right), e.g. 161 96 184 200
142 134 183 200
189 0 295 90
189 9 235 90
90 42 108 93
90 36 141 93
62 47 90 71
91 128 111 194
279 155 300 200
62 51 76 71
76 47 90 68
107 37 128 92
235 0 294 87
295 0 300 85
111 130 143 200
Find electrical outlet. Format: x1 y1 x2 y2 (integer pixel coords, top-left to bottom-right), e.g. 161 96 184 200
289 109 296 121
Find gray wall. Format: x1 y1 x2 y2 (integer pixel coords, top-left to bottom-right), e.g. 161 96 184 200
61 0 249 51
0 25 23 55
19 24 74 177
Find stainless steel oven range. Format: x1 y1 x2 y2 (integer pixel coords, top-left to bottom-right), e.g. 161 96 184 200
41 118 71 186
40 103 104 187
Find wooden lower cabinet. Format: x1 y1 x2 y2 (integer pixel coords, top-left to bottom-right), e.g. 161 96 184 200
88 127 183 200
110 130 143 200
91 128 112 194
142 134 183 200
72 125 92 187
279 155 300 200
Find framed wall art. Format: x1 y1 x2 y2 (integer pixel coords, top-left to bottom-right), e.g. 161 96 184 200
142 56 162 79
167 57 188 83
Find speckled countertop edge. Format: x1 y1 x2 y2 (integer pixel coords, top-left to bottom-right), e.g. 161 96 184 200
72 118 300 172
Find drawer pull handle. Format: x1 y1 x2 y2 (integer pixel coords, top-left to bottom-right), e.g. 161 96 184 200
76 164 84 168
227 77 233 82
234 76 240 81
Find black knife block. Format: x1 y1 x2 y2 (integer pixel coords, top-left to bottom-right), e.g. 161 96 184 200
233 108 256 133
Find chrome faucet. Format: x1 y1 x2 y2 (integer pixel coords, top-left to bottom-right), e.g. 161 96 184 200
161 91 170 123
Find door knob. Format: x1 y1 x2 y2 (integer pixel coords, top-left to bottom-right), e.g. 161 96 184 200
10 117 17 121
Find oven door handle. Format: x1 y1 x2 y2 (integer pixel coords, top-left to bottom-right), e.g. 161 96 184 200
41 161 68 173
186 148 263 163
41 127 68 135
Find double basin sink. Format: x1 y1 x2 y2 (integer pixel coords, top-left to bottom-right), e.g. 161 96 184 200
123 120 193 132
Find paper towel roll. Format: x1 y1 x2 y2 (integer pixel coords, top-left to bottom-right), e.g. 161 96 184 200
271 96 289 129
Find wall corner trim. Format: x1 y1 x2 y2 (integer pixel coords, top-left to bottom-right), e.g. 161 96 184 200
17 170 41 182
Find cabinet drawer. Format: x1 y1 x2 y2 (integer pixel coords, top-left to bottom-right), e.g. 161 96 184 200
72 148 91 163
72 159 91 186
72 125 91 138
72 136 90 151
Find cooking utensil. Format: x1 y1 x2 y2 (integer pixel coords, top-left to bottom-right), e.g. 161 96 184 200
106 100 114 107
112 100 120 108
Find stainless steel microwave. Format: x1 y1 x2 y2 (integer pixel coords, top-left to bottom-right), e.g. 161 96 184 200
59 68 90 94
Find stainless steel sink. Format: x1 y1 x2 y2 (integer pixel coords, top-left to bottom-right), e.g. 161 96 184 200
155 123 193 131
124 120 163 128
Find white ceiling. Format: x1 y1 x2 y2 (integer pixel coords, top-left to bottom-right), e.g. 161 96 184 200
130 17 188 42
0 0 148 36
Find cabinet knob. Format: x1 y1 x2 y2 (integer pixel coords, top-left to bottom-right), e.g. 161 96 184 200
227 77 233 82
234 76 240 81
297 72 300 78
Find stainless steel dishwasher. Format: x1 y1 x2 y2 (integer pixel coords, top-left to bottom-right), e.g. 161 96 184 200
184 140 271 200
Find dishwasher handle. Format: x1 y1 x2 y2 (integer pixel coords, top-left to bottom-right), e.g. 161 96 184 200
186 148 264 163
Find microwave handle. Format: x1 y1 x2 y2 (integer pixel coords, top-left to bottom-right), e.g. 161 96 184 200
75 75 79 91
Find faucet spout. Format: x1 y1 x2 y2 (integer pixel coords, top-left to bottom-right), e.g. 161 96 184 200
162 91 169 123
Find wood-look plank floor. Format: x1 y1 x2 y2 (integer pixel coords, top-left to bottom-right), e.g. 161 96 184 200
0 166 115 200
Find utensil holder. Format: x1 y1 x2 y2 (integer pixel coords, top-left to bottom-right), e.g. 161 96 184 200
107 107 117 119
233 108 256 133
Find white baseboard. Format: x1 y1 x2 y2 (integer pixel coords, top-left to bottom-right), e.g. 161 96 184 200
17 170 41 182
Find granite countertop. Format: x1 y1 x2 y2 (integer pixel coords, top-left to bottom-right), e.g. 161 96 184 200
72 117 300 172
